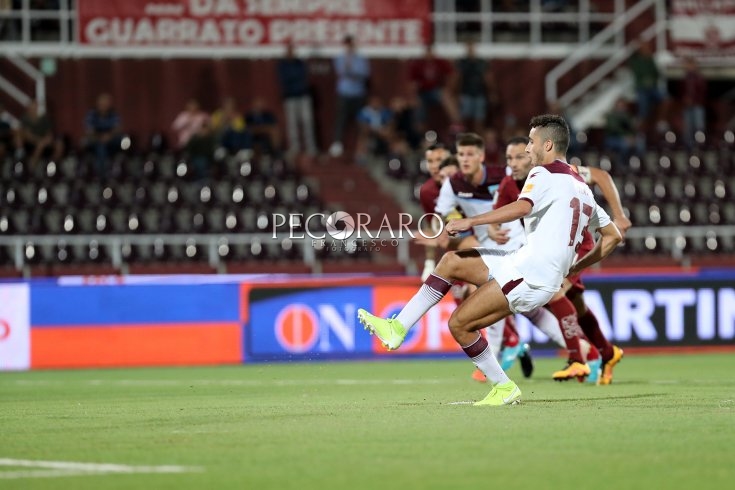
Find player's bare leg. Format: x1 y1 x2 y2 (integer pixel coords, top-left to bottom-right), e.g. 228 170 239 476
447 280 521 405
357 249 489 350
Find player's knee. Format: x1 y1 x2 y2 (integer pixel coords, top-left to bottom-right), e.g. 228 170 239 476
435 251 459 277
447 310 465 336
448 308 476 336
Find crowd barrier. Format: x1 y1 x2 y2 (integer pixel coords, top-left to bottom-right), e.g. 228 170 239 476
1 269 733 370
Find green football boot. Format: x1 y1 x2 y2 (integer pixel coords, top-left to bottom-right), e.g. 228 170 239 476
357 309 407 350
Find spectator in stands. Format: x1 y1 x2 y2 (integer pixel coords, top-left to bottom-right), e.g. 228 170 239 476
456 41 497 133
245 96 280 157
0 102 17 162
277 42 317 156
389 95 421 151
603 98 637 164
211 97 251 154
0 0 19 41
329 35 370 158
13 100 62 169
408 44 461 132
185 120 216 181
84 93 121 179
628 41 667 130
680 57 707 150
171 98 209 150
482 127 501 166
355 96 392 164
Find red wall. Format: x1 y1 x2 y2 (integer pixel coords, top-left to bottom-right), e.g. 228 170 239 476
42 57 578 151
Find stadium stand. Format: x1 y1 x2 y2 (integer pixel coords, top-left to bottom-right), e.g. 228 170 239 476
1 0 735 277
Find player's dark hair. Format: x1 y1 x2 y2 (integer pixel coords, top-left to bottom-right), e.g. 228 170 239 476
529 114 570 155
439 155 459 169
455 132 484 149
426 142 447 152
506 136 529 146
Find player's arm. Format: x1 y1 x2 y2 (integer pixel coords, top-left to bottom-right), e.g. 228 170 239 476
446 199 531 235
487 178 515 244
587 166 632 238
567 222 622 276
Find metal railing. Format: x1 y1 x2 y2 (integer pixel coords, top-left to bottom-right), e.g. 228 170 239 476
0 0 628 59
545 0 666 105
2 225 734 276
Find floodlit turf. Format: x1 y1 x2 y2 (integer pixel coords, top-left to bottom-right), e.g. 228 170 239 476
1 354 734 490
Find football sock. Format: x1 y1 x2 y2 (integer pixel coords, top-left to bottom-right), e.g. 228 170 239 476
503 317 520 348
579 309 614 361
523 306 566 348
486 319 504 359
586 343 600 361
396 273 452 331
462 333 510 385
547 297 585 364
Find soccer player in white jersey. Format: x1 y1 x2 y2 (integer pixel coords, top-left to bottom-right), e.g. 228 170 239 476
434 134 569 380
496 136 632 383
357 114 622 406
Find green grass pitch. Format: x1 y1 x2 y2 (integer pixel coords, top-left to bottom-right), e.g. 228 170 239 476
1 353 734 489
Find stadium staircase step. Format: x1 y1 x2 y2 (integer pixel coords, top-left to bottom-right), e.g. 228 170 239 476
295 155 407 229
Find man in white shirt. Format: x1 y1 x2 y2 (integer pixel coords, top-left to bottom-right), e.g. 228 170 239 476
358 115 622 406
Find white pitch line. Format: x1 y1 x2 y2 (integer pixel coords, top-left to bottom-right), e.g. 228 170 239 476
12 378 456 387
447 401 474 405
0 459 201 480
0 470 117 479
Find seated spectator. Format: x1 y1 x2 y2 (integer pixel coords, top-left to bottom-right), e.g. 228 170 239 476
211 97 251 154
171 98 209 150
603 99 637 163
84 93 122 179
355 96 392 164
185 120 217 181
245 96 280 157
13 100 63 169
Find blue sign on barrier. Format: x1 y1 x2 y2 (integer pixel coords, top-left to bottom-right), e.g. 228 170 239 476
246 286 374 360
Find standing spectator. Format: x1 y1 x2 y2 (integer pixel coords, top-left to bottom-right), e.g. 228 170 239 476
355 96 392 164
329 34 370 158
277 42 317 156
681 57 707 149
84 93 121 179
603 99 637 163
0 0 19 41
457 41 497 133
171 98 209 150
211 97 250 154
408 44 461 132
14 100 62 169
0 102 18 163
628 41 666 127
389 96 421 151
245 96 280 157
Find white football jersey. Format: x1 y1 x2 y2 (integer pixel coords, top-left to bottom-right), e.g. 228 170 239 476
436 177 525 251
512 161 611 291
